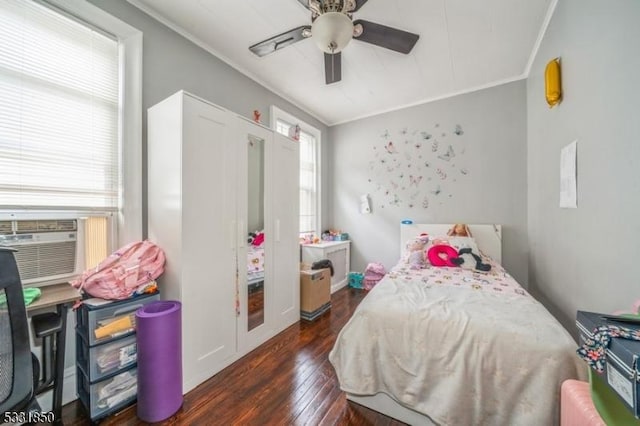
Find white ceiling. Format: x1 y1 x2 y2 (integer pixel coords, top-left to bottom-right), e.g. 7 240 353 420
128 0 555 125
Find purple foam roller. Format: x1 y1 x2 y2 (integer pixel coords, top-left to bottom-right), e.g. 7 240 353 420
136 300 182 422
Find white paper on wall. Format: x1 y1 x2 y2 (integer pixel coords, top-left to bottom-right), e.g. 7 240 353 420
559 140 577 208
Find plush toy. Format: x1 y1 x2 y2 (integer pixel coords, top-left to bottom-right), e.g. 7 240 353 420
452 247 491 272
427 244 459 267
248 230 265 246
406 235 428 270
448 223 472 237
252 231 264 246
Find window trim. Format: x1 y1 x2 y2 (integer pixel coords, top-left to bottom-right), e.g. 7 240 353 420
37 0 143 246
270 106 322 234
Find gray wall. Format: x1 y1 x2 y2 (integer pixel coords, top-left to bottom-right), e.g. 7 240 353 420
527 0 640 330
89 0 331 235
329 81 529 284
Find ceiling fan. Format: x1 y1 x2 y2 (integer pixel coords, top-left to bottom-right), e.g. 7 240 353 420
249 0 420 85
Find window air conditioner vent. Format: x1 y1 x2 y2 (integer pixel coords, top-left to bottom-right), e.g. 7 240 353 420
13 219 78 234
0 219 80 285
0 221 12 234
14 240 77 281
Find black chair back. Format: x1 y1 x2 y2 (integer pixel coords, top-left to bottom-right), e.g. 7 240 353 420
0 247 34 413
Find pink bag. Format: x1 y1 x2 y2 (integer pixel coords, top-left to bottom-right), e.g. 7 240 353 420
70 240 166 300
363 262 386 290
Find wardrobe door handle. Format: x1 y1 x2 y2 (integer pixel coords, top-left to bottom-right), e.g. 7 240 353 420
275 219 281 242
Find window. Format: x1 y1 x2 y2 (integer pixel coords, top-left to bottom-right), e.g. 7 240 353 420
271 106 321 235
0 0 119 210
0 0 142 246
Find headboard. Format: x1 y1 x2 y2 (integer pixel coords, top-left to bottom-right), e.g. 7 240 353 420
400 224 502 264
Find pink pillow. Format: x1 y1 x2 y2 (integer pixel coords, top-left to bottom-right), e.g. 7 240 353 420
427 245 459 267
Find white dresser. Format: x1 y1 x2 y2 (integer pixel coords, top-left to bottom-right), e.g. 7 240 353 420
301 241 350 293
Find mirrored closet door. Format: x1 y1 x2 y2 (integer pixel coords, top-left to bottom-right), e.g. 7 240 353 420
237 119 274 353
246 133 265 331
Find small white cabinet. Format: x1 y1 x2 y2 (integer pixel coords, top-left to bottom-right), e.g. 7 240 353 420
148 91 299 394
301 241 350 293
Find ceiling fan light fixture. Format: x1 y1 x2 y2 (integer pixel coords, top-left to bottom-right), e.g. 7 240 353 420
312 12 353 53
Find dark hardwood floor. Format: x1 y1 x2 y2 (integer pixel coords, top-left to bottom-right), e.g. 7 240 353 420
61 287 406 425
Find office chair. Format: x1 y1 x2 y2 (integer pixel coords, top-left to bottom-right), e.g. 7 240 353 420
0 247 40 416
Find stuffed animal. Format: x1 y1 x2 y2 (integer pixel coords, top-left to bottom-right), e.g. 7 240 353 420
427 244 459 267
248 230 265 246
448 223 472 237
252 231 264 246
405 236 428 270
452 247 491 272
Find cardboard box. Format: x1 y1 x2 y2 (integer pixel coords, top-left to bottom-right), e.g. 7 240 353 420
576 311 640 419
300 267 331 316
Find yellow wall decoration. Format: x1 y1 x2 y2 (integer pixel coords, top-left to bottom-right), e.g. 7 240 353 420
545 57 562 108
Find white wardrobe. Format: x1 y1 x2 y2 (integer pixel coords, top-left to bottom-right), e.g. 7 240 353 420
147 91 300 393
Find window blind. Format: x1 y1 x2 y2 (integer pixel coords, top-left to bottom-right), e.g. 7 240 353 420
0 0 119 210
276 119 317 234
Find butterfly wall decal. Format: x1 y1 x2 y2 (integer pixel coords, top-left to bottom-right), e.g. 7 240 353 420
385 142 398 154
367 124 468 209
438 145 455 162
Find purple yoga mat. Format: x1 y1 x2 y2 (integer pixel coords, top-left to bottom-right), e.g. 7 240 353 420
136 300 183 422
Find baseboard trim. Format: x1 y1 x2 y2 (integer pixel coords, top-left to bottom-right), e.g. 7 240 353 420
331 279 348 294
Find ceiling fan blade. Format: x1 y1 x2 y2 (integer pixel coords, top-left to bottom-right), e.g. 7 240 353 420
353 20 419 54
249 26 311 57
352 0 369 12
324 52 342 84
296 0 310 10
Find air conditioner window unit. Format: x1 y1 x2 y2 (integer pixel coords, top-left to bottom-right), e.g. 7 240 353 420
0 219 84 286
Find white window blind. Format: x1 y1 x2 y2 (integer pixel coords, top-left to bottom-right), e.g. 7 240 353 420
276 118 317 234
0 0 119 210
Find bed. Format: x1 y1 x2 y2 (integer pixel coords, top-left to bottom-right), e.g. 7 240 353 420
247 246 265 286
329 224 586 425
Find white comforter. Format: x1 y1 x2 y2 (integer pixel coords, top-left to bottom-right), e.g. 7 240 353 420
329 261 587 426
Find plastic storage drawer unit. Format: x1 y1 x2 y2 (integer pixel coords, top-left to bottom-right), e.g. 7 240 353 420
77 366 138 421
76 292 159 346
76 333 137 382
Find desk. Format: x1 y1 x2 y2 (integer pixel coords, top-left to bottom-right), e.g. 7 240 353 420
27 283 80 425
27 283 80 312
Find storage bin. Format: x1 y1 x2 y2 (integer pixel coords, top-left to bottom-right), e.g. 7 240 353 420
77 365 137 421
576 311 640 421
348 272 364 289
300 267 331 318
76 333 137 381
76 292 159 346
